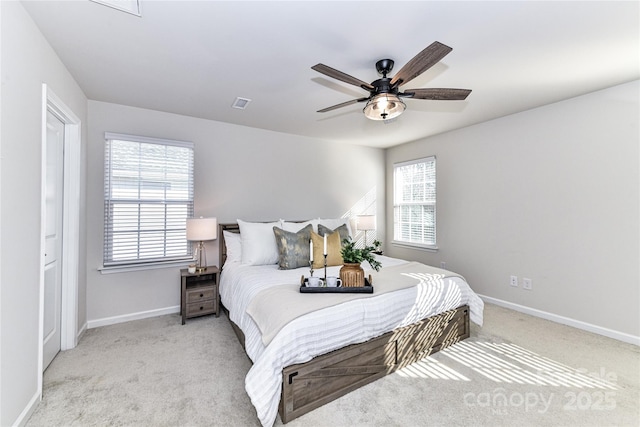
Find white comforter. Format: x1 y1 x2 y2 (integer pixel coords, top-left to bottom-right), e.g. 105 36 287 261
219 255 484 426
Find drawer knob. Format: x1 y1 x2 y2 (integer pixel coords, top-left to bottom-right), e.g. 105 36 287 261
200 306 204 310
200 293 204 298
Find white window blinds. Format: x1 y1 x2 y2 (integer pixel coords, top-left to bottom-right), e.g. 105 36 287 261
393 156 436 247
103 133 194 267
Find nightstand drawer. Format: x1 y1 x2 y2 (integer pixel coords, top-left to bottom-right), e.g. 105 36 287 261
186 300 217 317
186 287 216 304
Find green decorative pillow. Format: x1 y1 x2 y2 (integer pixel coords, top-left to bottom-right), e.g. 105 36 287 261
318 223 350 244
273 224 313 270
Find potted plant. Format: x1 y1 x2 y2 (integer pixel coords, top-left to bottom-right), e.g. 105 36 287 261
340 237 382 287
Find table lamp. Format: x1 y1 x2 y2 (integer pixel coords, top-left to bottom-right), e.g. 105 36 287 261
356 215 376 247
186 217 217 272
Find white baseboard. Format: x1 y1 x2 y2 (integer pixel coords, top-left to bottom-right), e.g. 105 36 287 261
479 294 640 346
87 306 180 329
13 390 40 427
77 321 88 342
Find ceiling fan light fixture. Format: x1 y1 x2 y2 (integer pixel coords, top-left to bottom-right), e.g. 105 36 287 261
363 93 405 121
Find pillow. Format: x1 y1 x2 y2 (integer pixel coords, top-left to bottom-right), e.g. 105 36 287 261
281 219 319 233
237 219 282 265
273 224 313 270
223 230 242 264
311 230 343 269
282 218 353 235
318 223 350 245
318 218 353 237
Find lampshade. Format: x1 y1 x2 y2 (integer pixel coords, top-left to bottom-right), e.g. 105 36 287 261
363 94 405 121
356 215 376 231
186 217 217 241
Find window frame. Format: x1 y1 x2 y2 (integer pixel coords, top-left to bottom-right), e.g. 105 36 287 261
392 156 438 251
101 132 194 272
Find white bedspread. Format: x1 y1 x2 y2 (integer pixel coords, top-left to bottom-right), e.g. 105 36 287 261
219 255 484 427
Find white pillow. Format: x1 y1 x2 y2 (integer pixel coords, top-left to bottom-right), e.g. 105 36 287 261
281 219 320 233
223 230 242 264
237 219 282 266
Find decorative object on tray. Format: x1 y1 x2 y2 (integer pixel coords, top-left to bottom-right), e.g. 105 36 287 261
300 276 372 293
326 276 340 287
323 252 328 283
308 234 331 282
308 240 314 277
340 263 365 287
339 237 382 287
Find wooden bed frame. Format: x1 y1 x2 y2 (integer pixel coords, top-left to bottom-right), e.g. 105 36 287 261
218 222 471 424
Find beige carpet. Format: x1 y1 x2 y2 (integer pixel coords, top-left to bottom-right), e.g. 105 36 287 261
26 304 639 427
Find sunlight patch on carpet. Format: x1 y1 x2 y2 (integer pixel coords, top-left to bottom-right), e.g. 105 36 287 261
441 340 618 390
395 339 618 392
397 356 470 380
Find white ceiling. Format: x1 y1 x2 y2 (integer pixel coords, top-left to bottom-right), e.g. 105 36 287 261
22 1 639 148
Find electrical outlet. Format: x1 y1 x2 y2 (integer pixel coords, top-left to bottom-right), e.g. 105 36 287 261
440 261 446 269
523 278 532 290
510 276 518 287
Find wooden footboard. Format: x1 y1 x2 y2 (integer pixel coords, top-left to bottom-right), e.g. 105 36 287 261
277 305 469 423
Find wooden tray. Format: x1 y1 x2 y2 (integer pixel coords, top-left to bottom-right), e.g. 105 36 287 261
300 277 373 293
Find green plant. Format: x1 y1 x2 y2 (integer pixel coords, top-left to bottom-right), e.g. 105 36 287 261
341 237 382 271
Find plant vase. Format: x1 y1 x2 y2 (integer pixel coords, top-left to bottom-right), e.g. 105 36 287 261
340 262 365 287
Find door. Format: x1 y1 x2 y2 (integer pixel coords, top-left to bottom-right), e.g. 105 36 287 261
43 110 64 370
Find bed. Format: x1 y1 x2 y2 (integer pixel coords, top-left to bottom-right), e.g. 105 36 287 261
218 220 484 426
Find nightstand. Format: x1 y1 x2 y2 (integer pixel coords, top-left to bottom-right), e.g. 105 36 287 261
180 266 219 325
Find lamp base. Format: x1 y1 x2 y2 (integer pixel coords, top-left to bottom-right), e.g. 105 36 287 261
194 241 207 273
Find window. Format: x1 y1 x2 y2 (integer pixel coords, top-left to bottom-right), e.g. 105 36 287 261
103 133 194 268
393 156 437 249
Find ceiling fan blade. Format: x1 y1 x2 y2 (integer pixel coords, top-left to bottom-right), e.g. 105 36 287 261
390 41 453 87
317 97 370 113
312 64 375 91
401 88 472 100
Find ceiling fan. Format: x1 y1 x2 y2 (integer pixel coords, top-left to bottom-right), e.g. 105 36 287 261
311 41 471 121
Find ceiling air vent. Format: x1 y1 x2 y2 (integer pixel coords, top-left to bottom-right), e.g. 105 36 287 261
232 97 252 110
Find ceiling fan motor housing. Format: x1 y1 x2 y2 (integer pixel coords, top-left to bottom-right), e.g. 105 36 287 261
375 59 394 77
371 77 397 96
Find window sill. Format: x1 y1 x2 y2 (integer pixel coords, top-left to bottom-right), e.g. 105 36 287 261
391 241 439 253
98 259 194 274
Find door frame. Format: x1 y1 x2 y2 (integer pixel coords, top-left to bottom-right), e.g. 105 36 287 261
37 84 81 393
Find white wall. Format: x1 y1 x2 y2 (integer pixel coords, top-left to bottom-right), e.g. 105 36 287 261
86 101 385 324
0 2 88 425
386 81 639 340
